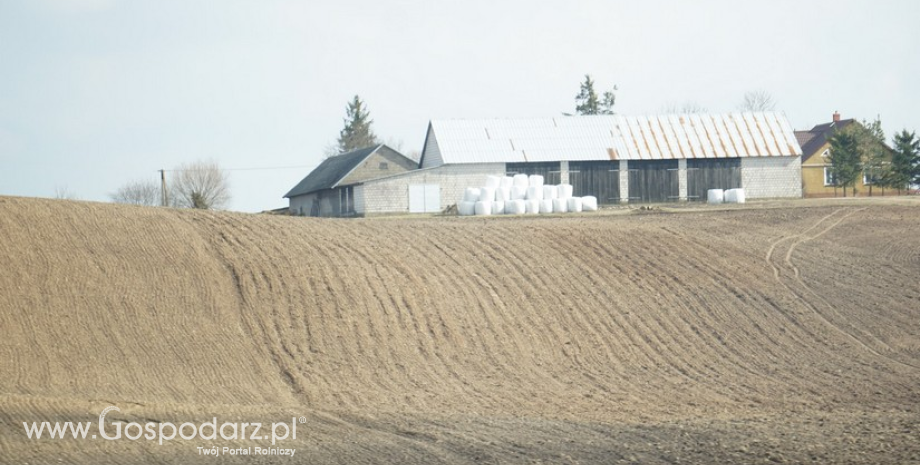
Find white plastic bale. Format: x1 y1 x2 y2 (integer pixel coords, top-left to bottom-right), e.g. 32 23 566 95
528 175 544 188
734 188 746 203
526 186 544 200
484 175 501 189
724 189 735 203
510 186 527 200
525 199 540 214
458 201 476 216
581 196 598 211
474 201 493 216
539 199 554 214
463 187 481 202
557 184 574 199
506 199 526 215
499 176 514 190
707 189 724 204
542 185 558 200
492 200 505 215
494 187 511 202
552 198 568 213
479 187 496 202
567 197 583 213
512 174 529 188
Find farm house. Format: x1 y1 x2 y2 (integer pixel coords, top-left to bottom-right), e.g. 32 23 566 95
352 113 803 215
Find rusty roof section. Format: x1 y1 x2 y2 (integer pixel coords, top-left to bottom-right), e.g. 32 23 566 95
424 113 802 166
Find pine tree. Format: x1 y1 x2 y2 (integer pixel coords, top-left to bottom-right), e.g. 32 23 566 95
335 95 380 155
890 130 919 194
828 130 862 197
575 75 616 115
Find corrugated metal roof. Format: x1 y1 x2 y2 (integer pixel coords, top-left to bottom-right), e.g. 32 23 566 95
423 113 802 166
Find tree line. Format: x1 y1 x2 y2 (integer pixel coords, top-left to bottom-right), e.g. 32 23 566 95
828 121 919 196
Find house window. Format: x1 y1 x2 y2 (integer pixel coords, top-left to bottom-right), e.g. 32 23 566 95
823 167 836 186
821 149 830 158
379 162 389 170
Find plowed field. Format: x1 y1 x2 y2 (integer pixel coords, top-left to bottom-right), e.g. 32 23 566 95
1 196 919 464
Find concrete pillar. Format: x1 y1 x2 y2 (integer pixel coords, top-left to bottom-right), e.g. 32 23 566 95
678 158 688 201
560 161 570 185
619 160 629 204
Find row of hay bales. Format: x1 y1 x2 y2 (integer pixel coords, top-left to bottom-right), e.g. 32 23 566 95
707 188 746 204
458 175 598 216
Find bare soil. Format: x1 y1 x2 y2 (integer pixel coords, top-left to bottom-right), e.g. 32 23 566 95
1 196 919 464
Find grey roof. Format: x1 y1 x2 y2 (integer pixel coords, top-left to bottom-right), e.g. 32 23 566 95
421 112 802 167
797 119 855 160
284 145 382 198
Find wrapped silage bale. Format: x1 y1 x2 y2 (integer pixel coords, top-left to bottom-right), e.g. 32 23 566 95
484 175 501 189
474 201 493 216
513 173 529 188
506 199 526 215
479 187 496 202
707 189 724 204
552 198 568 213
528 175 544 188
495 187 511 202
525 199 541 214
463 187 481 202
492 200 505 215
724 189 738 204
539 199 554 214
581 196 598 211
499 176 514 190
567 197 583 213
542 185 558 200
526 186 543 200
558 184 574 199
734 188 746 204
510 185 527 200
458 201 476 216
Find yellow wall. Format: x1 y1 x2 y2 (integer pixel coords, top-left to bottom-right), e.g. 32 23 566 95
801 141 874 197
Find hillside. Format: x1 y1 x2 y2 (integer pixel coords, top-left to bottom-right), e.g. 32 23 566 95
1 196 919 464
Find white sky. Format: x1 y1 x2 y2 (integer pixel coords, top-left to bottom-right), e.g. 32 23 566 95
1 0 918 212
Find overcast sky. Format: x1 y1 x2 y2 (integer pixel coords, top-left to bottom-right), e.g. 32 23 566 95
1 0 918 212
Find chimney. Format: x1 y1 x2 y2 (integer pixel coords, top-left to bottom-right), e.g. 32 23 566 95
832 111 841 123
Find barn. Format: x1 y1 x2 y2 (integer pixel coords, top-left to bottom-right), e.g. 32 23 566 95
286 144 418 216
353 113 802 215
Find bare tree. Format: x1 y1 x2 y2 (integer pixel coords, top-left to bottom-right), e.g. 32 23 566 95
170 160 231 210
660 101 707 114
738 90 777 112
110 179 160 206
53 185 78 200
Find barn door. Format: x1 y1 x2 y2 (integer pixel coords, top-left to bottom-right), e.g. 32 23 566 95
570 160 620 204
409 184 440 213
627 160 679 203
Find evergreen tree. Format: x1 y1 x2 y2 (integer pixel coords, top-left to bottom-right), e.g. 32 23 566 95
575 75 616 115
846 118 888 195
335 95 380 155
827 130 862 197
890 130 919 194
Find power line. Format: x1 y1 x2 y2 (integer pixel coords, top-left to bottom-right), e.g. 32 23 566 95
159 164 317 173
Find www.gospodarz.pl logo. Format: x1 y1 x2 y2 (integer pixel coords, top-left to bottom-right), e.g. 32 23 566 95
23 406 301 456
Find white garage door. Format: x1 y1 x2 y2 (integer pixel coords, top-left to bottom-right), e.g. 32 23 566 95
408 184 440 213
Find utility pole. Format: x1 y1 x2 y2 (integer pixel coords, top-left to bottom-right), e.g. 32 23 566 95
159 169 168 207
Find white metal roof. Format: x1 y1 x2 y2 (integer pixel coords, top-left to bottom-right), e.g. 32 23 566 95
422 113 802 166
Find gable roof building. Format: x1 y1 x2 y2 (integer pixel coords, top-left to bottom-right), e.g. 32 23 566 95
795 112 894 197
285 144 417 216
420 113 801 168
